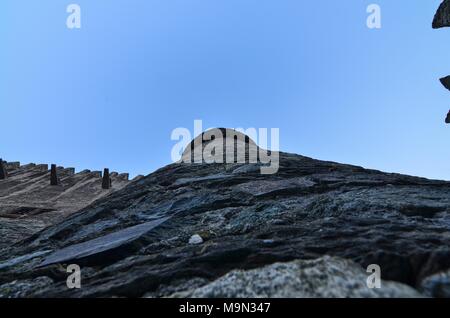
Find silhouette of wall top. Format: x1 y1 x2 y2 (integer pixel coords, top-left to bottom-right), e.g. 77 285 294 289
433 0 450 28
433 1 450 124
440 76 450 91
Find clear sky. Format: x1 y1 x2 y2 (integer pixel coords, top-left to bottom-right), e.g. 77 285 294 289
1 0 449 180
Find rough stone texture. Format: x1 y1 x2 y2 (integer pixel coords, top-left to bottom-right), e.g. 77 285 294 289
0 4 449 299
39 217 170 267
433 0 450 28
173 256 421 298
0 149 449 298
0 162 131 248
0 251 51 271
0 276 54 298
420 269 450 298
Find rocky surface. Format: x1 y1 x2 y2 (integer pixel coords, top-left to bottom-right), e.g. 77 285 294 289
0 145 449 297
434 1 450 123
420 268 450 298
0 161 133 248
173 256 421 298
0 2 449 299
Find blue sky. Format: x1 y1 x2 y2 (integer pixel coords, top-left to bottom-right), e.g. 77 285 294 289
1 0 449 179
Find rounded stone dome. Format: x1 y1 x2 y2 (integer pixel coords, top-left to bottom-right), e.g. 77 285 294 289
181 128 259 163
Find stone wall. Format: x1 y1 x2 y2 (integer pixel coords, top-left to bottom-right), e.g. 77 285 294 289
0 161 139 247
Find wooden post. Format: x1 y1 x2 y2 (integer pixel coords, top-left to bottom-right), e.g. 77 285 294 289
0 159 7 180
102 168 111 189
50 164 59 186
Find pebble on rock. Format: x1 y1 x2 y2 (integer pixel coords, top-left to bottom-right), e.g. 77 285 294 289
189 234 204 245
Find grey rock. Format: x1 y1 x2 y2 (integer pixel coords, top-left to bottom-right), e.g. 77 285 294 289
147 277 210 298
175 256 422 298
0 133 449 297
39 217 170 267
231 164 262 175
0 276 54 298
236 177 315 197
188 234 203 245
420 270 450 298
174 174 232 186
132 175 145 182
0 250 51 271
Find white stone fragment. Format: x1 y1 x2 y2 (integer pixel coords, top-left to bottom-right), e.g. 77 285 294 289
189 234 203 245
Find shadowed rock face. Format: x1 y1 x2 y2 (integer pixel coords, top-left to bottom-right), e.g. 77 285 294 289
39 217 170 267
1 5 450 299
420 268 450 297
0 148 449 298
433 0 450 28
0 160 7 180
434 1 450 123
